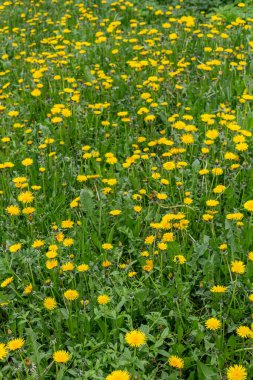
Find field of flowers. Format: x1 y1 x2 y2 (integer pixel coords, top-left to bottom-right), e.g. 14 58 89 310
0 0 253 378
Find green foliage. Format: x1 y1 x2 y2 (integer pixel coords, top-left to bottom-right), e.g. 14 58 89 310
0 0 253 378
213 0 253 21
157 0 235 12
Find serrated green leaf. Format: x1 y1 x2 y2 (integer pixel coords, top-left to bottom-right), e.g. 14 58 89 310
80 187 95 214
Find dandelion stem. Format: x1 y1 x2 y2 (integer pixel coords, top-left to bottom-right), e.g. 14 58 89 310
132 347 137 377
227 276 237 316
175 299 185 328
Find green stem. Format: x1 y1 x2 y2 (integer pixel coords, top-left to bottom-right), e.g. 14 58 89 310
104 306 108 343
233 347 253 353
175 299 185 328
132 347 137 377
227 276 237 317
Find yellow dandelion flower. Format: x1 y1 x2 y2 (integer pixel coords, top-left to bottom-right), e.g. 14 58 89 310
61 220 74 228
77 264 89 272
97 294 110 305
199 169 209 175
46 259 58 269
143 259 154 272
61 262 74 271
248 252 253 261
56 233 64 242
236 325 252 338
212 168 223 176
231 260 245 275
206 200 219 207
184 197 193 205
9 243 22 253
53 350 70 363
206 129 219 139
210 285 227 293
106 370 130 380
51 117 62 123
227 364 247 380
102 260 112 268
244 200 253 212
125 330 147 348
21 158 33 167
64 289 79 301
6 205 20 216
180 133 194 144
145 235 155 244
43 297 57 310
31 89 41 97
158 242 167 250
22 207 35 215
23 284 33 295
213 185 226 194
1 276 13 288
168 355 184 369
162 232 174 242
62 238 74 247
173 255 186 264
163 161 176 170
109 209 121 216
205 318 221 330
17 191 34 204
0 343 8 360
102 243 113 250
32 240 44 249
7 338 25 351
226 213 244 221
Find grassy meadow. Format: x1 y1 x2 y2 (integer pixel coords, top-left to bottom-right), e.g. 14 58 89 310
0 0 253 378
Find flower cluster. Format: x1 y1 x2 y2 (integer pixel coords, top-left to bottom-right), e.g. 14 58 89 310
0 0 252 378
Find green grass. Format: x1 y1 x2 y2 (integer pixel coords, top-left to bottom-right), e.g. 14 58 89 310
0 0 253 379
